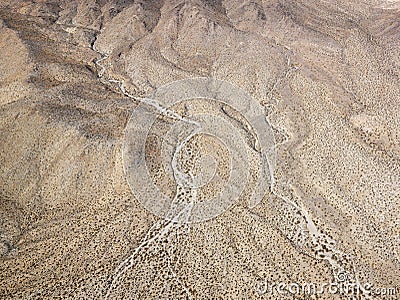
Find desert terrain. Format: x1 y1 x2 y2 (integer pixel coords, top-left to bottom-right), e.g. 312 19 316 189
0 0 399 299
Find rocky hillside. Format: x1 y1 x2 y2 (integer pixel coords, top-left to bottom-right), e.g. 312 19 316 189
0 1 399 299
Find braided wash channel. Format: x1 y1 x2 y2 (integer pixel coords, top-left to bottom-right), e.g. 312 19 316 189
122 77 276 223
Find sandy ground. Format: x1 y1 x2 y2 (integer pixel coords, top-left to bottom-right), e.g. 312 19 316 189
0 1 399 299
